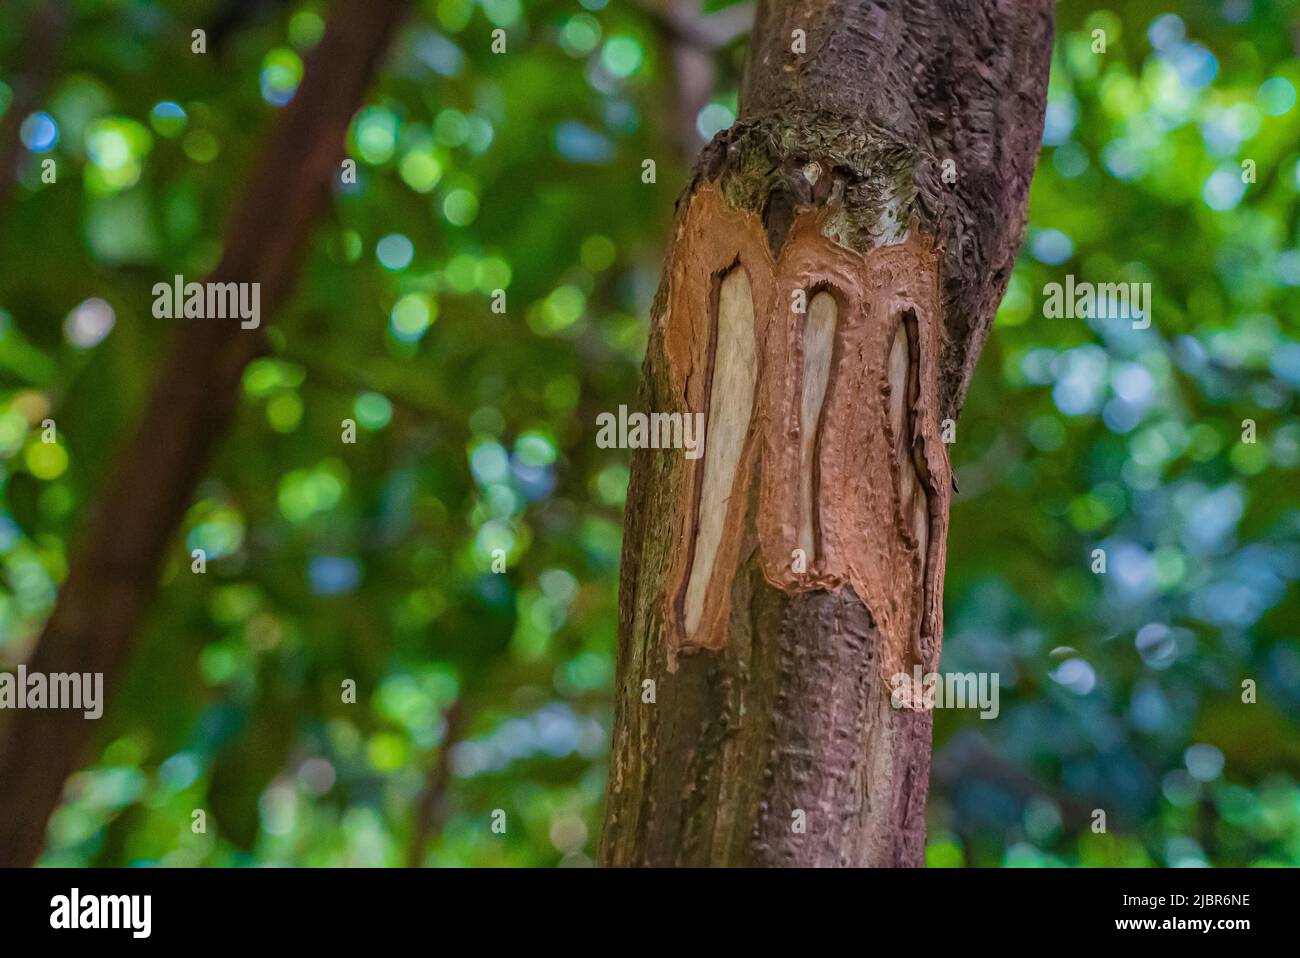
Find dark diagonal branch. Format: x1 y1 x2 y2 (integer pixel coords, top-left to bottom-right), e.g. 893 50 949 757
0 0 71 222
405 700 467 867
0 0 411 867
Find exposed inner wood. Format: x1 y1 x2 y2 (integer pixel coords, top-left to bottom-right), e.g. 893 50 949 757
682 267 758 637
888 322 911 459
903 314 931 620
657 185 952 685
797 291 837 563
889 316 932 664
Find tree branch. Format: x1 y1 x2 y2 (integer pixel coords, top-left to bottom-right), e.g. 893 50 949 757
0 0 71 223
0 0 411 867
405 700 466 867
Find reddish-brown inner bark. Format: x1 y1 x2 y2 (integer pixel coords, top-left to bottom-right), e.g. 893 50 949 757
601 0 1052 867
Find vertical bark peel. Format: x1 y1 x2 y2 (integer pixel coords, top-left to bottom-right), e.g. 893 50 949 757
797 292 836 561
682 268 758 638
660 185 949 689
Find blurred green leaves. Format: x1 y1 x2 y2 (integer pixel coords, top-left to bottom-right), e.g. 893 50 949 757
0 0 1296 868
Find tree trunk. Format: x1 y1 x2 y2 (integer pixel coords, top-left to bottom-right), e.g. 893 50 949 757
600 0 1052 867
0 0 410 867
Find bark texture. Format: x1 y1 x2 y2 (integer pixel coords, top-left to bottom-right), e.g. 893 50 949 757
600 0 1052 866
0 0 410 867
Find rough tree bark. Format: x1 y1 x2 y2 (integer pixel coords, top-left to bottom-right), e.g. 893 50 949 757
0 0 410 867
600 0 1052 866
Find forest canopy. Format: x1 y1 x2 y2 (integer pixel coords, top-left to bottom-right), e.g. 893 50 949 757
0 0 1297 867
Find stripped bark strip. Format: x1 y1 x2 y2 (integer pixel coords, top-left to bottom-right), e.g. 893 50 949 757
0 0 411 868
601 0 1052 866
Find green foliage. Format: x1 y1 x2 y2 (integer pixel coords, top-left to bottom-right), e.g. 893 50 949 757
0 0 1296 867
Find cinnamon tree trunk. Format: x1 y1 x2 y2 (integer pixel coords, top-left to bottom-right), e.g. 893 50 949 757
600 0 1052 866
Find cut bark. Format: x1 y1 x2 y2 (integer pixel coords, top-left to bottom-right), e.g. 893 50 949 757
0 0 411 867
601 0 1052 866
